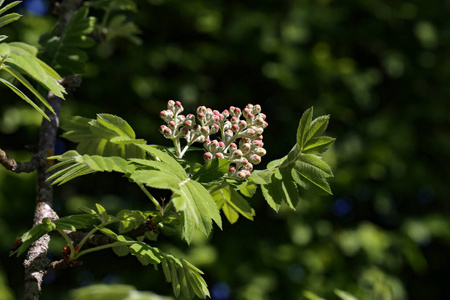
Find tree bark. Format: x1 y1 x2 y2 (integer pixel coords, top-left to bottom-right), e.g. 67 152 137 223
22 93 61 300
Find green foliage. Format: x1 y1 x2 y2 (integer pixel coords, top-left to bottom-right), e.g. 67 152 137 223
70 284 174 300
39 6 96 75
87 0 141 45
0 1 66 120
61 114 146 158
251 107 335 211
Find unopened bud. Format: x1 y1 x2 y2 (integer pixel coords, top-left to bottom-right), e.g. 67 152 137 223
204 152 213 161
254 104 261 113
201 126 209 135
241 143 251 153
245 162 253 171
211 124 220 134
234 150 243 158
255 147 266 157
255 127 264 135
198 112 205 119
215 153 224 159
218 141 225 148
232 124 239 132
197 106 207 114
239 120 247 129
168 100 175 108
229 166 236 173
255 117 265 126
229 143 237 149
249 154 262 164
169 121 176 128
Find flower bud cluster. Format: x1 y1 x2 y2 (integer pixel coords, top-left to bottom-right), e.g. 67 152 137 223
160 101 268 179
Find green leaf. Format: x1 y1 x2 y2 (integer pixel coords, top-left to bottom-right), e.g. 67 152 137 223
0 42 10 56
129 242 163 266
53 214 96 231
293 154 333 195
39 6 96 75
116 209 148 234
212 185 255 224
112 245 129 257
305 115 330 141
3 66 56 115
0 1 21 16
296 107 313 148
335 289 360 300
303 136 336 154
192 158 229 183
0 77 49 120
10 221 54 257
172 180 222 243
47 151 131 185
0 12 21 28
260 181 283 212
303 291 328 300
106 14 142 45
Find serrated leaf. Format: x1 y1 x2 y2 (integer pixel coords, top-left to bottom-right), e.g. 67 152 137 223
106 14 142 45
293 155 333 195
260 181 283 212
212 185 255 224
129 242 163 266
297 107 313 148
116 209 148 233
305 115 330 141
192 158 229 183
10 222 54 257
303 136 335 154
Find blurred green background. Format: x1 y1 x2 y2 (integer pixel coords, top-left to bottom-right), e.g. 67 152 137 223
1 0 449 299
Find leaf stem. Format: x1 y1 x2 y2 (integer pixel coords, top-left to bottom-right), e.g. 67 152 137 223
76 241 135 259
77 227 99 250
138 183 162 212
57 229 75 260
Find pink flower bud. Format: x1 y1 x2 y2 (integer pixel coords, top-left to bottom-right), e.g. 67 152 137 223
246 104 254 110
234 150 243 158
201 126 209 134
238 170 247 178
255 127 264 135
169 121 176 128
164 128 171 135
230 143 237 149
197 106 207 113
185 120 192 127
222 110 229 118
231 117 238 123
196 136 206 143
175 101 182 107
215 153 224 159
259 113 267 120
204 152 213 160
213 110 220 116
198 112 205 119
214 115 220 122
263 121 268 128
160 125 167 132
229 166 236 173
255 147 266 156
181 127 189 134
218 141 225 148
243 108 251 116
225 129 233 137
242 158 249 164
204 138 211 144
178 114 185 120
249 154 262 164
232 124 239 132
160 110 166 117
241 143 251 153
255 117 265 126
254 140 264 147
239 120 247 129
256 134 263 140
168 100 175 107
212 140 220 147
235 108 241 114
254 104 261 113
212 124 220 131
245 162 253 171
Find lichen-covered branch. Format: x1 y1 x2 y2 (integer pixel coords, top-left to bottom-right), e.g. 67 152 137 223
22 93 61 300
0 149 43 173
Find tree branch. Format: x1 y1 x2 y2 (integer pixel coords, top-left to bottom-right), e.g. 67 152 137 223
0 148 44 173
22 92 61 300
